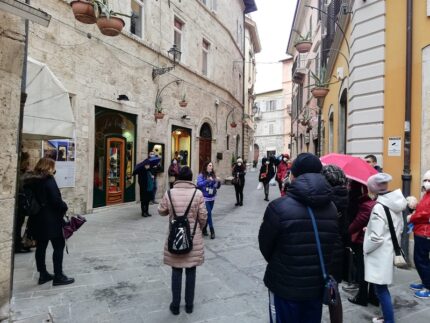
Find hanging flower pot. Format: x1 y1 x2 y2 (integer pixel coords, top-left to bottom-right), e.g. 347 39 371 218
179 100 188 107
70 1 96 24
311 87 330 99
97 15 125 36
230 122 237 128
300 119 310 126
154 112 165 120
295 41 312 54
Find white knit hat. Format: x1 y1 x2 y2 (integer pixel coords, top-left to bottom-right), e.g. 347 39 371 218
367 172 392 194
237 158 243 163
423 170 430 181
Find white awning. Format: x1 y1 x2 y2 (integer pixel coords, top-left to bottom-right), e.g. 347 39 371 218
23 57 75 140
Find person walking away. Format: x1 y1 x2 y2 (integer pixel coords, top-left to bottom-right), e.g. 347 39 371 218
15 152 32 253
158 166 207 315
24 157 74 286
347 183 379 307
259 157 275 201
275 154 290 197
133 159 154 217
364 173 407 323
197 161 221 239
365 154 383 173
259 153 343 323
149 151 162 204
407 170 430 299
168 159 181 189
232 157 246 206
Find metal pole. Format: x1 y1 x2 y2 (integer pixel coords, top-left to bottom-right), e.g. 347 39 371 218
401 0 413 264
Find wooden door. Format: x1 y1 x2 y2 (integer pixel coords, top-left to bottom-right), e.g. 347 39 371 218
199 139 211 173
106 137 125 205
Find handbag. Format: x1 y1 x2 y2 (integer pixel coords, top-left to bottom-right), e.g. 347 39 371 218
232 177 240 185
63 214 86 240
257 182 263 190
379 203 408 268
307 207 343 323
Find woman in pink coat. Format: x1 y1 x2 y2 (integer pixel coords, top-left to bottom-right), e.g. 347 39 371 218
158 166 207 315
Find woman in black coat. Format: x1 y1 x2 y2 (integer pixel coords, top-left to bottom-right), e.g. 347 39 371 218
259 157 275 201
25 157 74 286
132 158 155 217
232 157 246 206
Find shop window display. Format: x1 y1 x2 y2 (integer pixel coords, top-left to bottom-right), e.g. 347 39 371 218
171 126 191 166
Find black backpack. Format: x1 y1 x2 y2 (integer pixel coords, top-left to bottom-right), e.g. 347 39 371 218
167 189 198 255
18 187 42 216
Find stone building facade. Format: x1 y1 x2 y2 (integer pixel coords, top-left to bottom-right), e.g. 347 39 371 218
254 89 287 162
0 8 25 322
21 0 257 213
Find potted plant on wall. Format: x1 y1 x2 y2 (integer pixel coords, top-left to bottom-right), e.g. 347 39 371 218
310 67 331 99
70 0 97 24
179 93 188 107
154 96 165 120
294 32 312 54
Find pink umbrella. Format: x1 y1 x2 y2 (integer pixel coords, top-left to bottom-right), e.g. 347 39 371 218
320 153 378 185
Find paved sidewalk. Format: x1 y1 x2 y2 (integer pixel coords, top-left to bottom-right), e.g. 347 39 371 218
10 171 429 322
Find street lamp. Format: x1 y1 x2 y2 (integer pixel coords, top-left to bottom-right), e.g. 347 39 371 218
152 44 182 80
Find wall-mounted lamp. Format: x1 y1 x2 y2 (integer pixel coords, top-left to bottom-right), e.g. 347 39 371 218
152 44 182 80
252 103 258 115
117 94 129 101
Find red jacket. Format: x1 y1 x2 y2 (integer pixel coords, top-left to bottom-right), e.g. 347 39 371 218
410 192 430 238
348 195 376 244
276 162 290 182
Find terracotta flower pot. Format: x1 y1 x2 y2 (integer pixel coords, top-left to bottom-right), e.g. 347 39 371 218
295 41 312 54
154 112 165 120
311 87 330 99
179 101 188 107
230 122 237 128
71 1 96 24
97 16 125 36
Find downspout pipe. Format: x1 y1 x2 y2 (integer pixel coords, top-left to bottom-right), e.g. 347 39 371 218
242 12 246 160
401 0 413 263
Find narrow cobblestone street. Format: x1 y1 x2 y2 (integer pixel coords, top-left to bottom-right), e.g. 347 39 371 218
11 172 429 323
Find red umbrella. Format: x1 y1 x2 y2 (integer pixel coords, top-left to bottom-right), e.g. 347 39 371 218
320 153 378 185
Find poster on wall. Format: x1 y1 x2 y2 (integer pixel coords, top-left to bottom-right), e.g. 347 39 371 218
42 139 76 188
388 137 402 157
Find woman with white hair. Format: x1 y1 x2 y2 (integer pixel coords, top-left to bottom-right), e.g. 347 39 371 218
408 170 430 299
363 173 407 323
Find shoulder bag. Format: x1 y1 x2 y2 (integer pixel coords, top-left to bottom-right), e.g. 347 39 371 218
307 207 343 323
379 203 408 268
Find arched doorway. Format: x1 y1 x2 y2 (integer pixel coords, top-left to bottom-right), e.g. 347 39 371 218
199 123 212 172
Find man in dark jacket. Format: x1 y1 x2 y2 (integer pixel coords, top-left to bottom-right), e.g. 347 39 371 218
258 153 342 323
133 159 154 217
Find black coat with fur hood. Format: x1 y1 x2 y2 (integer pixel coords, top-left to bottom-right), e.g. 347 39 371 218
24 173 68 240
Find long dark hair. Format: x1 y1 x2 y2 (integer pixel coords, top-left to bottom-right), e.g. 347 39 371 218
201 161 216 178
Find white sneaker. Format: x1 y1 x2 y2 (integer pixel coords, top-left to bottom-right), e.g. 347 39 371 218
372 317 384 323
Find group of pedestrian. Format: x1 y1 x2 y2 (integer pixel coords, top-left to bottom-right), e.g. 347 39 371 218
257 154 292 201
17 156 74 286
258 152 429 323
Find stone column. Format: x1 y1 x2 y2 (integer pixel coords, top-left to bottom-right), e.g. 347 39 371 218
0 12 25 321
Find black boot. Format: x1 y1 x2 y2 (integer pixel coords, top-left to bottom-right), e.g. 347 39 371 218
202 225 208 236
53 273 75 286
185 304 193 314
264 194 269 201
210 227 215 239
38 271 54 285
169 303 180 315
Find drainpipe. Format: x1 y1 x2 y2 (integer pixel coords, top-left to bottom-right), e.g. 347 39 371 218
401 0 413 263
241 13 246 160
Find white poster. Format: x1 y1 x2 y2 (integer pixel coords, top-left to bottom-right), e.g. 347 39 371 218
54 161 76 188
42 139 76 188
388 137 402 157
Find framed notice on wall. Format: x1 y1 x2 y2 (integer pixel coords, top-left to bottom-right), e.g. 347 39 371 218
42 139 76 187
148 142 165 173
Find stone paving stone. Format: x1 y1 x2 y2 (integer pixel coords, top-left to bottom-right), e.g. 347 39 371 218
10 173 430 322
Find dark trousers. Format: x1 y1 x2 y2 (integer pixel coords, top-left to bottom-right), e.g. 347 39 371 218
234 184 244 204
171 267 196 307
269 291 322 323
263 182 270 199
35 238 65 275
14 212 26 249
139 187 151 215
414 235 430 289
351 243 378 303
151 177 157 202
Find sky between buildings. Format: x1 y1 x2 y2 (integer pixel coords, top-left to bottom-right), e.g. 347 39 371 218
251 0 297 94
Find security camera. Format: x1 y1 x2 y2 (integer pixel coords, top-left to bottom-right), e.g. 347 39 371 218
215 99 220 106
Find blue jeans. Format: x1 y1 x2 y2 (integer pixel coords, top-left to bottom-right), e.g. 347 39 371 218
414 235 430 289
268 291 322 323
205 200 214 229
374 284 394 323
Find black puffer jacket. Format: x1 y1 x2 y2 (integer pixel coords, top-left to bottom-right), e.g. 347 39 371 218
24 174 68 240
258 173 343 301
331 185 349 244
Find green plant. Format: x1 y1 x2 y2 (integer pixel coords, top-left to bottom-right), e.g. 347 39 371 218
155 96 163 113
310 67 332 88
295 31 311 44
180 93 187 102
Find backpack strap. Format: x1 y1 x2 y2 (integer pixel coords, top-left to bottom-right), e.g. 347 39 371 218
167 189 178 219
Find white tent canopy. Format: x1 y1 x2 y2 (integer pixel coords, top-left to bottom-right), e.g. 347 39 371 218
23 57 75 139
